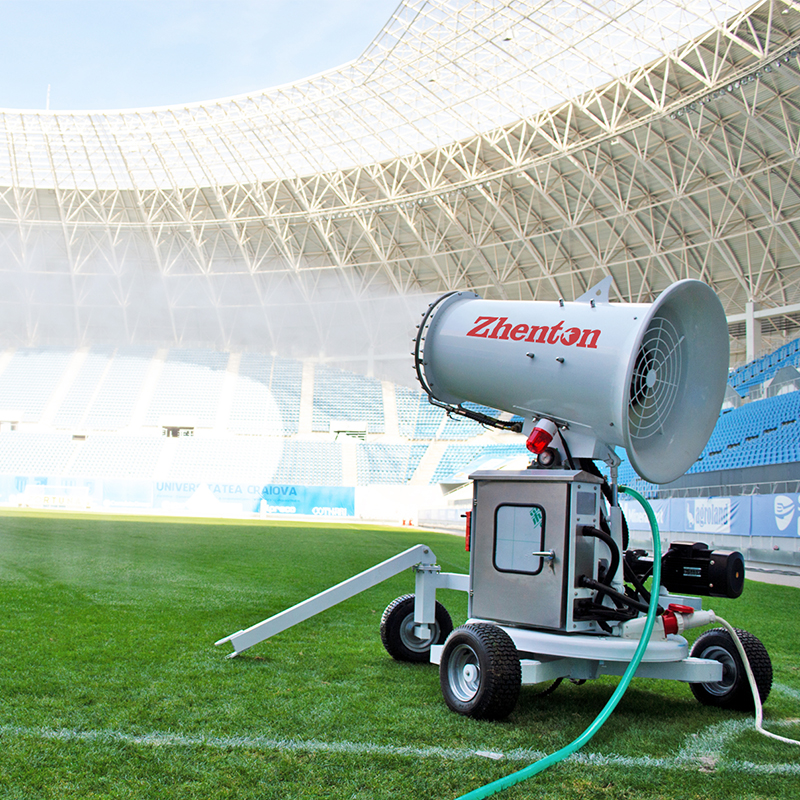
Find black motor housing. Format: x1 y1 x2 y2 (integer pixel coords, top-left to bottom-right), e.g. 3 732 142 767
628 541 745 599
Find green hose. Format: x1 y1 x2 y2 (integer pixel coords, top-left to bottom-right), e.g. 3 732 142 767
453 486 662 800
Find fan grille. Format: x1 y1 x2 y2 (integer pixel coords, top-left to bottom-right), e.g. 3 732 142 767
628 316 684 440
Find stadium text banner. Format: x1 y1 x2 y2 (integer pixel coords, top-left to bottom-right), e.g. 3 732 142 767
617 497 671 531
255 484 354 517
0 475 101 510
620 494 800 538
152 481 354 517
1 476 795 532
680 497 751 536
751 493 800 537
0 476 354 518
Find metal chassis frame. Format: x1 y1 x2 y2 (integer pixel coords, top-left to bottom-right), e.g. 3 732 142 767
215 544 468 657
430 621 723 685
216 542 722 685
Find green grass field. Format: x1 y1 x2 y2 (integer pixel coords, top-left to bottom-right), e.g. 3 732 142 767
0 510 798 799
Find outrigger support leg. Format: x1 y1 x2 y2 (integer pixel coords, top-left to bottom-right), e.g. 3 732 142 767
216 544 444 657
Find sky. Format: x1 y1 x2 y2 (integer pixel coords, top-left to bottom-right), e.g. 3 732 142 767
0 0 399 111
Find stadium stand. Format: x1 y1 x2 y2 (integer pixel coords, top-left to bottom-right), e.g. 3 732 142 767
356 443 428 485
728 337 800 396
692 392 800 471
52 347 115 429
228 353 300 436
271 440 343 486
0 336 798 504
167 436 284 483
270 358 303 435
429 443 531 483
396 386 442 439
0 348 74 423
145 349 230 428
0 0 797 533
430 445 485 483
0 431 79 475
313 365 384 434
395 386 492 440
66 434 165 480
438 410 489 440
82 347 157 430
618 388 800 491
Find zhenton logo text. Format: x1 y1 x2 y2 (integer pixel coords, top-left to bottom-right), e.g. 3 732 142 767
466 317 601 348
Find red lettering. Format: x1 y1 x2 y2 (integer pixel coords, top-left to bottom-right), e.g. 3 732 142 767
466 316 497 338
489 317 513 340
546 321 565 344
510 324 529 341
577 329 601 348
525 325 549 343
560 327 581 346
467 316 602 348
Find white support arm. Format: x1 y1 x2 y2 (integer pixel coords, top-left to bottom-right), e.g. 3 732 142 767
412 569 471 639
215 544 438 657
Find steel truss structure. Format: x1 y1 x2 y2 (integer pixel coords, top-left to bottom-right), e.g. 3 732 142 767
0 0 799 377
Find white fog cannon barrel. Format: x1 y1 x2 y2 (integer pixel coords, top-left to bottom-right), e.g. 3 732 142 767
414 278 729 485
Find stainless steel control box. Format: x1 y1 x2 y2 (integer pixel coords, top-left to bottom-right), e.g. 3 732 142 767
468 469 604 633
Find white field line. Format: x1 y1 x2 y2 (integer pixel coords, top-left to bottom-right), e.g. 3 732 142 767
775 683 800 701
1 715 799 774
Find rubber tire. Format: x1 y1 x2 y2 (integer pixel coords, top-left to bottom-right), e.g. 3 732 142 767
380 594 453 663
439 623 521 720
689 627 772 712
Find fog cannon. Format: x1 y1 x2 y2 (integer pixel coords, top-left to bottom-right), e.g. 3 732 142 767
414 276 729 485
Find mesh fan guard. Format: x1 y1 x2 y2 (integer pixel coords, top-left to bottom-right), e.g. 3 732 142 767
628 315 684 440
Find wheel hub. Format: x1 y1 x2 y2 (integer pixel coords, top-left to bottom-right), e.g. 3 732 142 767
399 613 438 653
699 644 737 696
447 643 481 702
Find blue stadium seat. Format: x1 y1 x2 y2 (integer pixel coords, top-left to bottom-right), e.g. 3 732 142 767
313 365 384 434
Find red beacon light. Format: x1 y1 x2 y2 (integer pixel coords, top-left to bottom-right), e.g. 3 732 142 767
526 418 558 454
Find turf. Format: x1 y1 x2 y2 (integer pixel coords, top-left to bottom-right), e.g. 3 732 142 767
0 510 798 799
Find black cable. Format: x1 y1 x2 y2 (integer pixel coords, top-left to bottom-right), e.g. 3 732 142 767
573 600 638 623
413 291 522 434
529 678 563 698
623 551 651 602
577 458 629 549
581 526 620 598
579 576 651 613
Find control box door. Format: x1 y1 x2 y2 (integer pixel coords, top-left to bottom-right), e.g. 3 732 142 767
469 477 570 631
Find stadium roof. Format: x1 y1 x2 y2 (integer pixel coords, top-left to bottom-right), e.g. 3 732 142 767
0 0 799 378
0 0 757 189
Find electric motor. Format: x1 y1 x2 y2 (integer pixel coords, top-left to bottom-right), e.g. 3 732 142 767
627 541 745 599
